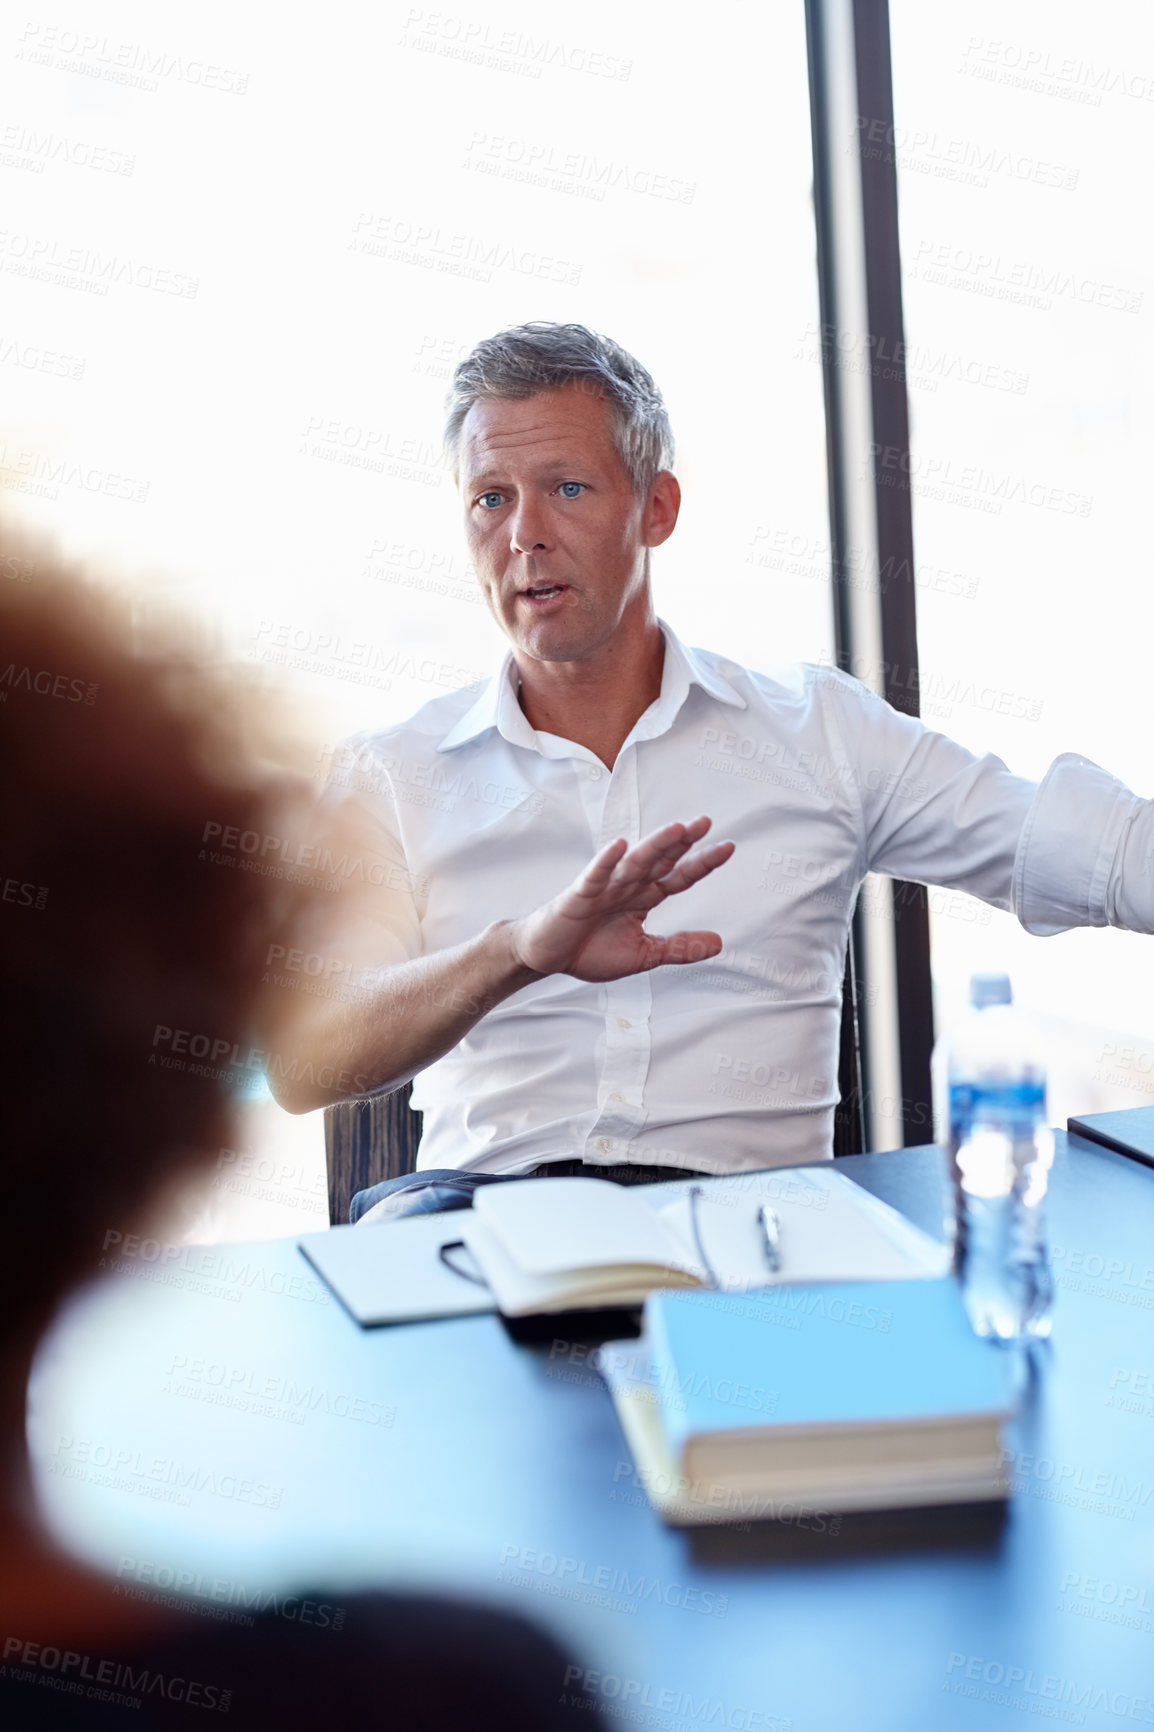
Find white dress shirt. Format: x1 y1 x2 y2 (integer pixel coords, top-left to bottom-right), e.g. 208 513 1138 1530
321 623 1154 1175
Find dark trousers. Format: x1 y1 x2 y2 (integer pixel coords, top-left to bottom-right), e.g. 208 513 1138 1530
350 1157 709 1224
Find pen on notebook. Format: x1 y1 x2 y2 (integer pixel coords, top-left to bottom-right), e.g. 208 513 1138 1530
758 1205 783 1273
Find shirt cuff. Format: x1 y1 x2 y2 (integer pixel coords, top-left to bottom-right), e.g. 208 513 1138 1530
1012 752 1149 936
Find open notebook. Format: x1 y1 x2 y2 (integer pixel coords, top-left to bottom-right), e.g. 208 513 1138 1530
458 1171 947 1317
459 1177 706 1314
299 1165 950 1326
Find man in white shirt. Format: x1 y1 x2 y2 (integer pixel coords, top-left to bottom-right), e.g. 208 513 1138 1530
268 322 1154 1218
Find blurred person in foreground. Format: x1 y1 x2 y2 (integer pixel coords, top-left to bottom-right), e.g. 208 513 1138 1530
0 521 600 1728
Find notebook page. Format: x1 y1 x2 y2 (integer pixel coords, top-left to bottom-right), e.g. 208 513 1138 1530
654 1168 949 1289
472 1176 700 1278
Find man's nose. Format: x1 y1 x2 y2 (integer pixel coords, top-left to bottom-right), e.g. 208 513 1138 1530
509 499 551 555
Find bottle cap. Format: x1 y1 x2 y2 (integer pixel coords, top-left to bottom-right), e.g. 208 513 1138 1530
970 972 1012 1009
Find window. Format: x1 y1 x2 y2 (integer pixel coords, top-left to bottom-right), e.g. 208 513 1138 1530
891 0 1154 1124
3 3 832 1231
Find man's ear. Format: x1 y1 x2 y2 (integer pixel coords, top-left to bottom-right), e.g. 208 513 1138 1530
642 470 681 549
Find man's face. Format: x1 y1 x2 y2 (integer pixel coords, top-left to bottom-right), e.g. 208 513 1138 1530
458 384 674 667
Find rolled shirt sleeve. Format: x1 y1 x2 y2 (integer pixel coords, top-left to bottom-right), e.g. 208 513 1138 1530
1012 753 1154 937
819 669 1154 937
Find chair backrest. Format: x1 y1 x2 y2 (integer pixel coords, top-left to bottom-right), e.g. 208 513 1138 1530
833 942 867 1157
323 950 867 1222
324 1086 423 1226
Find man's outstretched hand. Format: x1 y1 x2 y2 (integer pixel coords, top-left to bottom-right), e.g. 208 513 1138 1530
509 817 735 983
262 814 735 1111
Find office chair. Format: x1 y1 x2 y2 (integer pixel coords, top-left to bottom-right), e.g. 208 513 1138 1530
325 1085 423 1227
833 942 867 1158
323 950 868 1224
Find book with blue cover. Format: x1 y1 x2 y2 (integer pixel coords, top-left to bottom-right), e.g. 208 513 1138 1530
598 1278 1015 1522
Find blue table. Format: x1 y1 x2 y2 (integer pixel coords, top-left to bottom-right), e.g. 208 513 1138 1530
28 1130 1154 1730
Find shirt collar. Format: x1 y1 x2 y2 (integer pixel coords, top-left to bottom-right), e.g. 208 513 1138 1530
435 619 745 754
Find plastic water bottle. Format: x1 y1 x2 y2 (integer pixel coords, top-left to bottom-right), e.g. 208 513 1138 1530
936 973 1054 1343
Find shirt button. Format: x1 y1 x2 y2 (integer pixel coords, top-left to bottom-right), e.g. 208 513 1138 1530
597 1138 613 1153
616 1017 632 1030
587 765 602 780
609 1091 623 1103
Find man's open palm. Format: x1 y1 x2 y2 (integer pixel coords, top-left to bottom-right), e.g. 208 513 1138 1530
511 818 735 982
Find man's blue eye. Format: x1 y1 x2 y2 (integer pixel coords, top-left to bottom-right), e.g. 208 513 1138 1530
480 492 504 509
559 482 583 498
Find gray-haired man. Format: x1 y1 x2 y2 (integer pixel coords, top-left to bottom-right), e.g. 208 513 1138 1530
268 322 1154 1219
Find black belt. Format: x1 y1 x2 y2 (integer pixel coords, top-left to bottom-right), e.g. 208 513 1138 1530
527 1158 709 1187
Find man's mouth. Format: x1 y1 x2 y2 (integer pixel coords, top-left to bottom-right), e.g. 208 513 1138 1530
520 583 567 603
